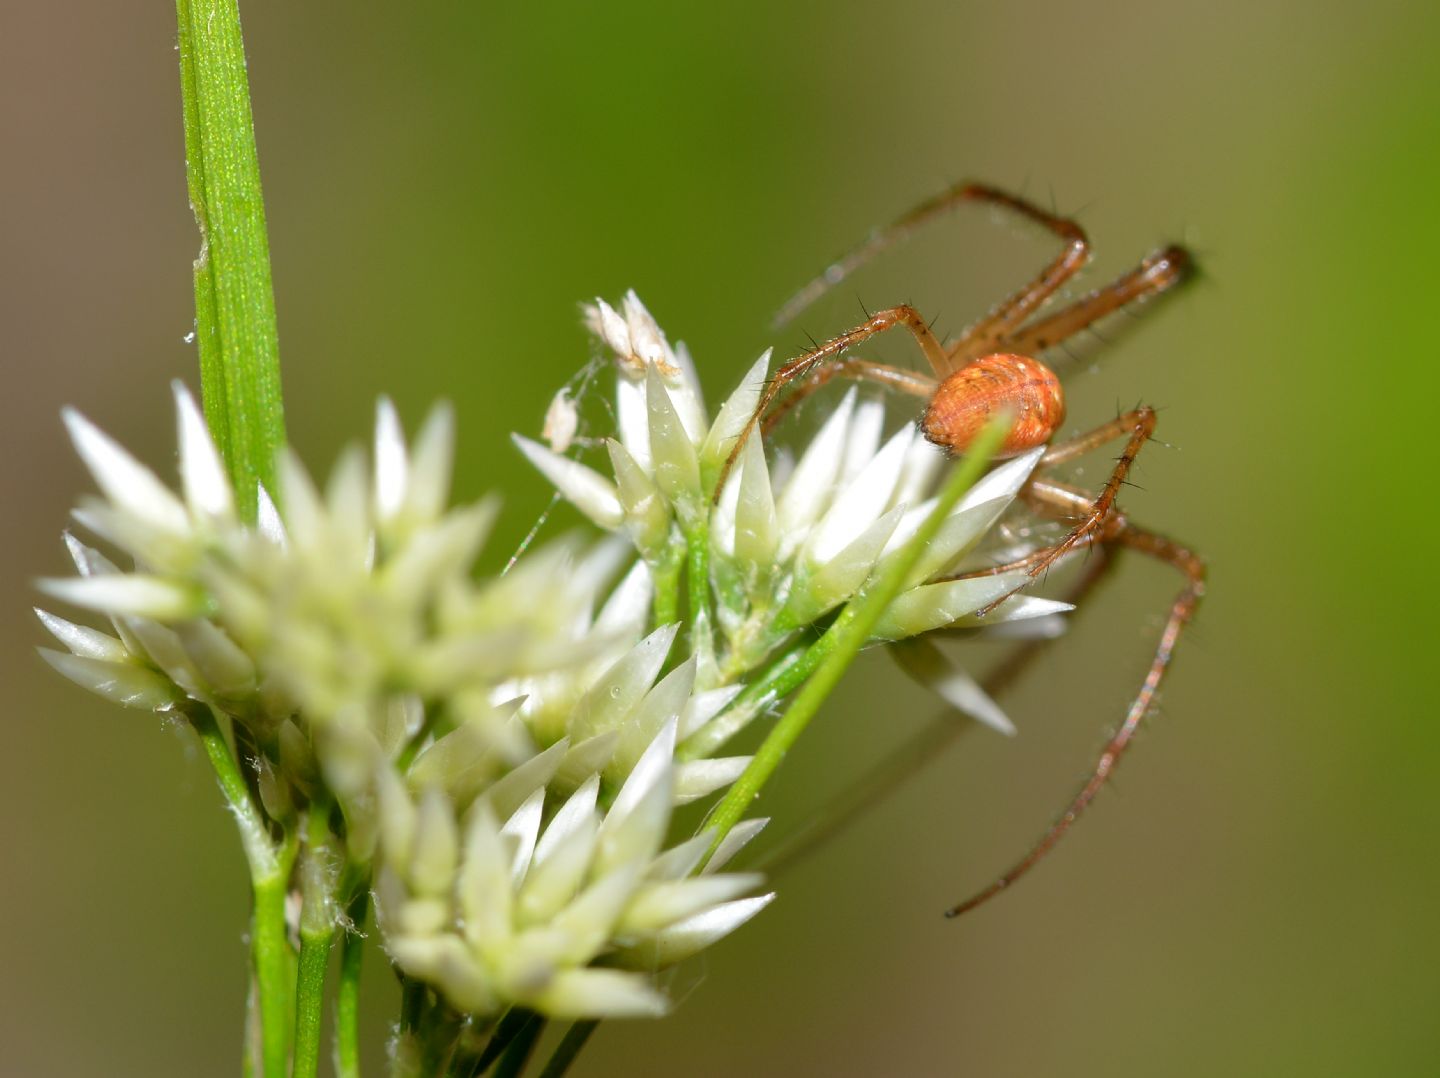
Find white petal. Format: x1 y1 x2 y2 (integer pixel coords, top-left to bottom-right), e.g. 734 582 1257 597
962 595 1075 625
479 739 569 821
62 408 189 535
700 349 771 478
615 894 775 969
732 429 778 572
512 435 623 530
37 574 202 621
34 609 129 662
542 386 579 454
592 298 634 361
889 637 1015 735
410 787 460 897
594 559 653 640
807 424 914 564
840 395 885 484
519 779 600 925
644 367 701 513
255 484 287 546
879 496 1011 587
570 623 678 743
532 968 668 1019
615 376 651 471
869 571 1030 640
374 397 409 521
502 788 546 885
668 340 709 443
619 873 763 934
792 505 906 622
613 657 696 779
606 439 671 557
173 382 234 520
704 818 769 873
597 719 676 874
38 648 181 711
674 757 751 804
775 387 856 546
457 802 513 945
678 684 743 741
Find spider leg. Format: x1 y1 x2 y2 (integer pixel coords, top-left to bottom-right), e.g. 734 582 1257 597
755 542 1119 879
760 357 936 437
714 305 946 498
774 183 1091 358
946 504 1205 917
1014 407 1158 580
998 245 1192 357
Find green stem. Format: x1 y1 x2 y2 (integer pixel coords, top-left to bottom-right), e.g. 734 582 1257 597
535 1022 598 1078
293 801 340 1078
252 870 295 1078
679 638 828 760
188 704 295 1076
176 0 286 519
650 538 684 631
466 1008 539 1077
493 1015 546 1078
334 889 370 1078
703 416 1013 856
684 521 711 629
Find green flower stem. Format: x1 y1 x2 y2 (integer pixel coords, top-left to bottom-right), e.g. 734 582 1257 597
466 1008 539 1077
703 416 1013 856
684 520 711 629
293 801 340 1078
535 1021 599 1078
650 536 684 632
493 1015 546 1078
679 639 827 761
334 889 370 1078
176 0 286 519
188 704 297 1077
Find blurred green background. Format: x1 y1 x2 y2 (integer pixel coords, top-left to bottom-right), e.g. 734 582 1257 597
3 2 1437 1075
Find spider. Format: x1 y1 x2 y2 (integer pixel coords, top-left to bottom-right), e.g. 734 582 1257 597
721 182 1207 917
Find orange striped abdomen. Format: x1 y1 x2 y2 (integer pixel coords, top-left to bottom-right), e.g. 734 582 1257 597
920 353 1065 457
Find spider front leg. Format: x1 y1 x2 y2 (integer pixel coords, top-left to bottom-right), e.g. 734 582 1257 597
1019 406 1159 581
760 358 936 438
714 305 947 496
999 245 1192 358
946 483 1206 917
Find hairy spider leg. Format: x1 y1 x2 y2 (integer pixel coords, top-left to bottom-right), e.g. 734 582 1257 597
774 183 1092 366
714 305 947 497
943 478 1206 917
997 245 1192 359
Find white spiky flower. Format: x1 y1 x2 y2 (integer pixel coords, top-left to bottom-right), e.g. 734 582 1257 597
516 292 1072 752
378 720 770 1020
38 382 771 1021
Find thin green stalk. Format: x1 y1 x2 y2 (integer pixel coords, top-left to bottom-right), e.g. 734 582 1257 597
684 521 711 629
535 1022 598 1078
188 704 296 1076
293 801 340 1078
493 1015 546 1078
465 1008 539 1077
679 638 829 760
334 889 370 1078
252 869 295 1078
175 0 286 518
650 538 684 631
703 416 1013 856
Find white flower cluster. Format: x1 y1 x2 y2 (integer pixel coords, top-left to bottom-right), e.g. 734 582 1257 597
516 291 1071 752
37 384 768 1018
38 293 1069 1022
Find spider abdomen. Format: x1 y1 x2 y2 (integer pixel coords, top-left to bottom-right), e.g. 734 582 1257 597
920 353 1065 457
